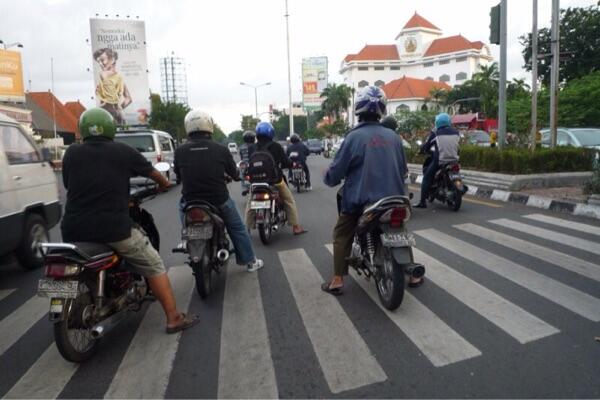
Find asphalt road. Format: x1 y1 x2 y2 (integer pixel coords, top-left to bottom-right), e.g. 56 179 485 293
0 155 599 398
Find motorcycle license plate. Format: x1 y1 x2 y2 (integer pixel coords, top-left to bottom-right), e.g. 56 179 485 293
251 200 271 209
185 225 213 240
449 174 462 180
37 279 79 299
380 233 416 248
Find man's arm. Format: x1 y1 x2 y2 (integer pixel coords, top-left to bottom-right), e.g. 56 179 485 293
324 138 354 187
420 131 436 154
224 147 239 181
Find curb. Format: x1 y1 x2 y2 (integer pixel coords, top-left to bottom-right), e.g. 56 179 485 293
410 174 600 220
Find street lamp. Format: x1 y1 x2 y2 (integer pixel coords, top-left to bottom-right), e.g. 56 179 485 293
240 81 271 118
0 40 24 50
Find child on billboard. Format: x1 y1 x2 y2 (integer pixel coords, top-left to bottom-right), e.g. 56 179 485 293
93 48 132 125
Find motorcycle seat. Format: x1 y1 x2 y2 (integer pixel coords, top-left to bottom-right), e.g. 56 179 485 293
72 242 116 261
363 195 411 215
184 200 219 214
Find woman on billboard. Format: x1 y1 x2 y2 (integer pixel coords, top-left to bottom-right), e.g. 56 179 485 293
93 48 132 125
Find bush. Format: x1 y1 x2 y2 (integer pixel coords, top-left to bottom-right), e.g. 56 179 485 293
583 155 600 194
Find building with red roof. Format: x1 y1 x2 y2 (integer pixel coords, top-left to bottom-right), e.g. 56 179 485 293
382 76 451 113
64 100 86 121
26 92 81 144
340 12 493 94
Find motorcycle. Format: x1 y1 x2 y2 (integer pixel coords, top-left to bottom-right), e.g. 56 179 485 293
427 162 466 212
288 153 307 193
237 160 250 191
246 182 287 245
36 162 170 362
172 199 231 299
348 195 424 311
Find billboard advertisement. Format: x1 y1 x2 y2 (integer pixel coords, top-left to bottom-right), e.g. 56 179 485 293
0 49 25 103
89 18 151 126
302 57 328 112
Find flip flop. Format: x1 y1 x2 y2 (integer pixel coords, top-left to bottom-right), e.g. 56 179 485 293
166 313 200 334
408 277 425 288
321 282 343 296
293 229 308 236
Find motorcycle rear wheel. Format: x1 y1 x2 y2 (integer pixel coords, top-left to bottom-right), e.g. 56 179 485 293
192 254 212 299
447 186 462 212
258 222 272 245
374 246 405 311
54 294 98 362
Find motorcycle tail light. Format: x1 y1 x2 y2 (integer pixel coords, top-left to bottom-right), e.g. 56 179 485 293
157 154 162 162
451 164 460 173
380 207 410 227
186 208 210 223
45 264 81 277
253 193 270 200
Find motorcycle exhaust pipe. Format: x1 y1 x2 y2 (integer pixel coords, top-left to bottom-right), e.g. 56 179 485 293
90 309 129 339
405 263 425 279
216 249 230 262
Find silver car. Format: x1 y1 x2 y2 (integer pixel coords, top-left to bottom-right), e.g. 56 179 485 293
540 128 600 149
115 129 177 182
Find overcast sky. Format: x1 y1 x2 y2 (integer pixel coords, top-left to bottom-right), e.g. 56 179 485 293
2 0 595 133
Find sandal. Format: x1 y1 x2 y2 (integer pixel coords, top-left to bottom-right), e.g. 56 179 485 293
321 282 343 296
293 229 308 236
166 313 200 334
408 277 425 288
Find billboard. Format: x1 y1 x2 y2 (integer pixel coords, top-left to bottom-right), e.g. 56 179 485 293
89 18 151 126
302 57 328 112
0 49 25 103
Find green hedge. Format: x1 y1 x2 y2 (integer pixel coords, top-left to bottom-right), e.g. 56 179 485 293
406 145 597 174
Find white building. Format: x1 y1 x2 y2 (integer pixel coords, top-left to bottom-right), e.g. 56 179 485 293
382 76 451 113
340 12 493 90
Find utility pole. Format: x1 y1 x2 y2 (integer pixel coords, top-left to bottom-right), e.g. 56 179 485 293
285 0 294 136
531 0 539 150
550 0 560 148
498 0 507 150
51 57 57 157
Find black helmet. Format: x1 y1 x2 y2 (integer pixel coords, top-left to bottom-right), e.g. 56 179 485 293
290 133 301 143
242 130 256 144
381 115 398 131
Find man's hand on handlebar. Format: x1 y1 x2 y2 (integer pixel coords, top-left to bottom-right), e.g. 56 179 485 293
149 169 170 192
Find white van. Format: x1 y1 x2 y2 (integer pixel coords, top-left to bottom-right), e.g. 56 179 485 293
115 129 177 182
0 114 61 269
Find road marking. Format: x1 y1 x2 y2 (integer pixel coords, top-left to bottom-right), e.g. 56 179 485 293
104 266 194 399
413 248 559 344
4 344 78 399
278 249 387 393
490 219 600 256
463 197 503 208
0 288 15 301
455 223 600 282
0 295 47 356
415 229 600 322
325 244 481 367
523 214 600 237
218 266 277 399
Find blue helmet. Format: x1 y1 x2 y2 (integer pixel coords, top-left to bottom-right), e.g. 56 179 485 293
354 85 387 118
435 113 451 129
255 121 275 139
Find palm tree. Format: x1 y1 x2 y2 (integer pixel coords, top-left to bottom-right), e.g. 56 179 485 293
471 62 499 118
320 83 352 121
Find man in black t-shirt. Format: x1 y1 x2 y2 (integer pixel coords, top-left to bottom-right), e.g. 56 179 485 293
61 108 198 334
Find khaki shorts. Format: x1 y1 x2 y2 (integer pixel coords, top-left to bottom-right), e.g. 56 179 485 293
107 227 166 278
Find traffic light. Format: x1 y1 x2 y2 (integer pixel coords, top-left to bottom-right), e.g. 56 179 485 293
490 3 501 45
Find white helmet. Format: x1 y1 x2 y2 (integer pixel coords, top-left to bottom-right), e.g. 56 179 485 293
184 110 214 135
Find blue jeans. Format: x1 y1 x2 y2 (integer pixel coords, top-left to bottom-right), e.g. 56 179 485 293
179 197 256 265
420 157 439 203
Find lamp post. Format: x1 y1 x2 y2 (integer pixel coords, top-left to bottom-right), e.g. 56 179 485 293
240 81 271 118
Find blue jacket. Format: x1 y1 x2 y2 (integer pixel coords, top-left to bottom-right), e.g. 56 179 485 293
324 122 408 214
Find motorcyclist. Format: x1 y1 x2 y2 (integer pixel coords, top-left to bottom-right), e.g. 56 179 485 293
286 133 312 190
322 86 420 295
174 110 264 272
61 108 198 334
247 122 307 235
239 130 255 163
414 113 460 209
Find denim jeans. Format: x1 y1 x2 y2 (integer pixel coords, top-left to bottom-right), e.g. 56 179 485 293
420 157 439 203
179 197 256 265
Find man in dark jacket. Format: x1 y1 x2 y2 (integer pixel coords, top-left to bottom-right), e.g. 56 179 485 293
322 86 421 295
286 133 312 190
62 108 198 334
174 110 263 272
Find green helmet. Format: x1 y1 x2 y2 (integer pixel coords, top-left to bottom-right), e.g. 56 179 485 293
79 108 116 140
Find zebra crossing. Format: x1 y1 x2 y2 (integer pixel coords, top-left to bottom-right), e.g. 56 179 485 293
0 213 598 398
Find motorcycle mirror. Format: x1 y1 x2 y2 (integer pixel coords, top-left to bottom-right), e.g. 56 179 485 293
154 162 170 172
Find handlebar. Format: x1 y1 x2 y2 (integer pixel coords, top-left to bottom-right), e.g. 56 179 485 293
130 185 159 200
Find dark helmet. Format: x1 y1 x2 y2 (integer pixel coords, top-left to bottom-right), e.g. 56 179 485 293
381 115 398 131
354 85 387 118
255 121 275 139
290 133 301 143
242 130 256 143
79 108 116 140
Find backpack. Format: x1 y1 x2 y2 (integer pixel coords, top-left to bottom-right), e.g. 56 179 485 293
247 142 279 184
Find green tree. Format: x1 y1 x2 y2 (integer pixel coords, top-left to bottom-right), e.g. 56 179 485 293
320 83 352 121
557 70 600 127
321 120 349 137
520 4 600 84
228 129 244 145
471 62 499 118
212 124 226 143
394 109 436 138
272 115 307 140
149 94 190 143
241 115 260 131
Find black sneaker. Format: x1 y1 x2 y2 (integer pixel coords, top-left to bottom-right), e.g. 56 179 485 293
413 202 427 209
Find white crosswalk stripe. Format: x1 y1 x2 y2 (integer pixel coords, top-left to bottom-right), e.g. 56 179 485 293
4 344 78 399
523 214 600 237
455 223 600 282
0 294 47 356
490 218 600 256
0 288 15 302
412 248 559 343
104 266 194 399
325 244 481 367
278 248 387 394
218 265 278 399
415 229 600 322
